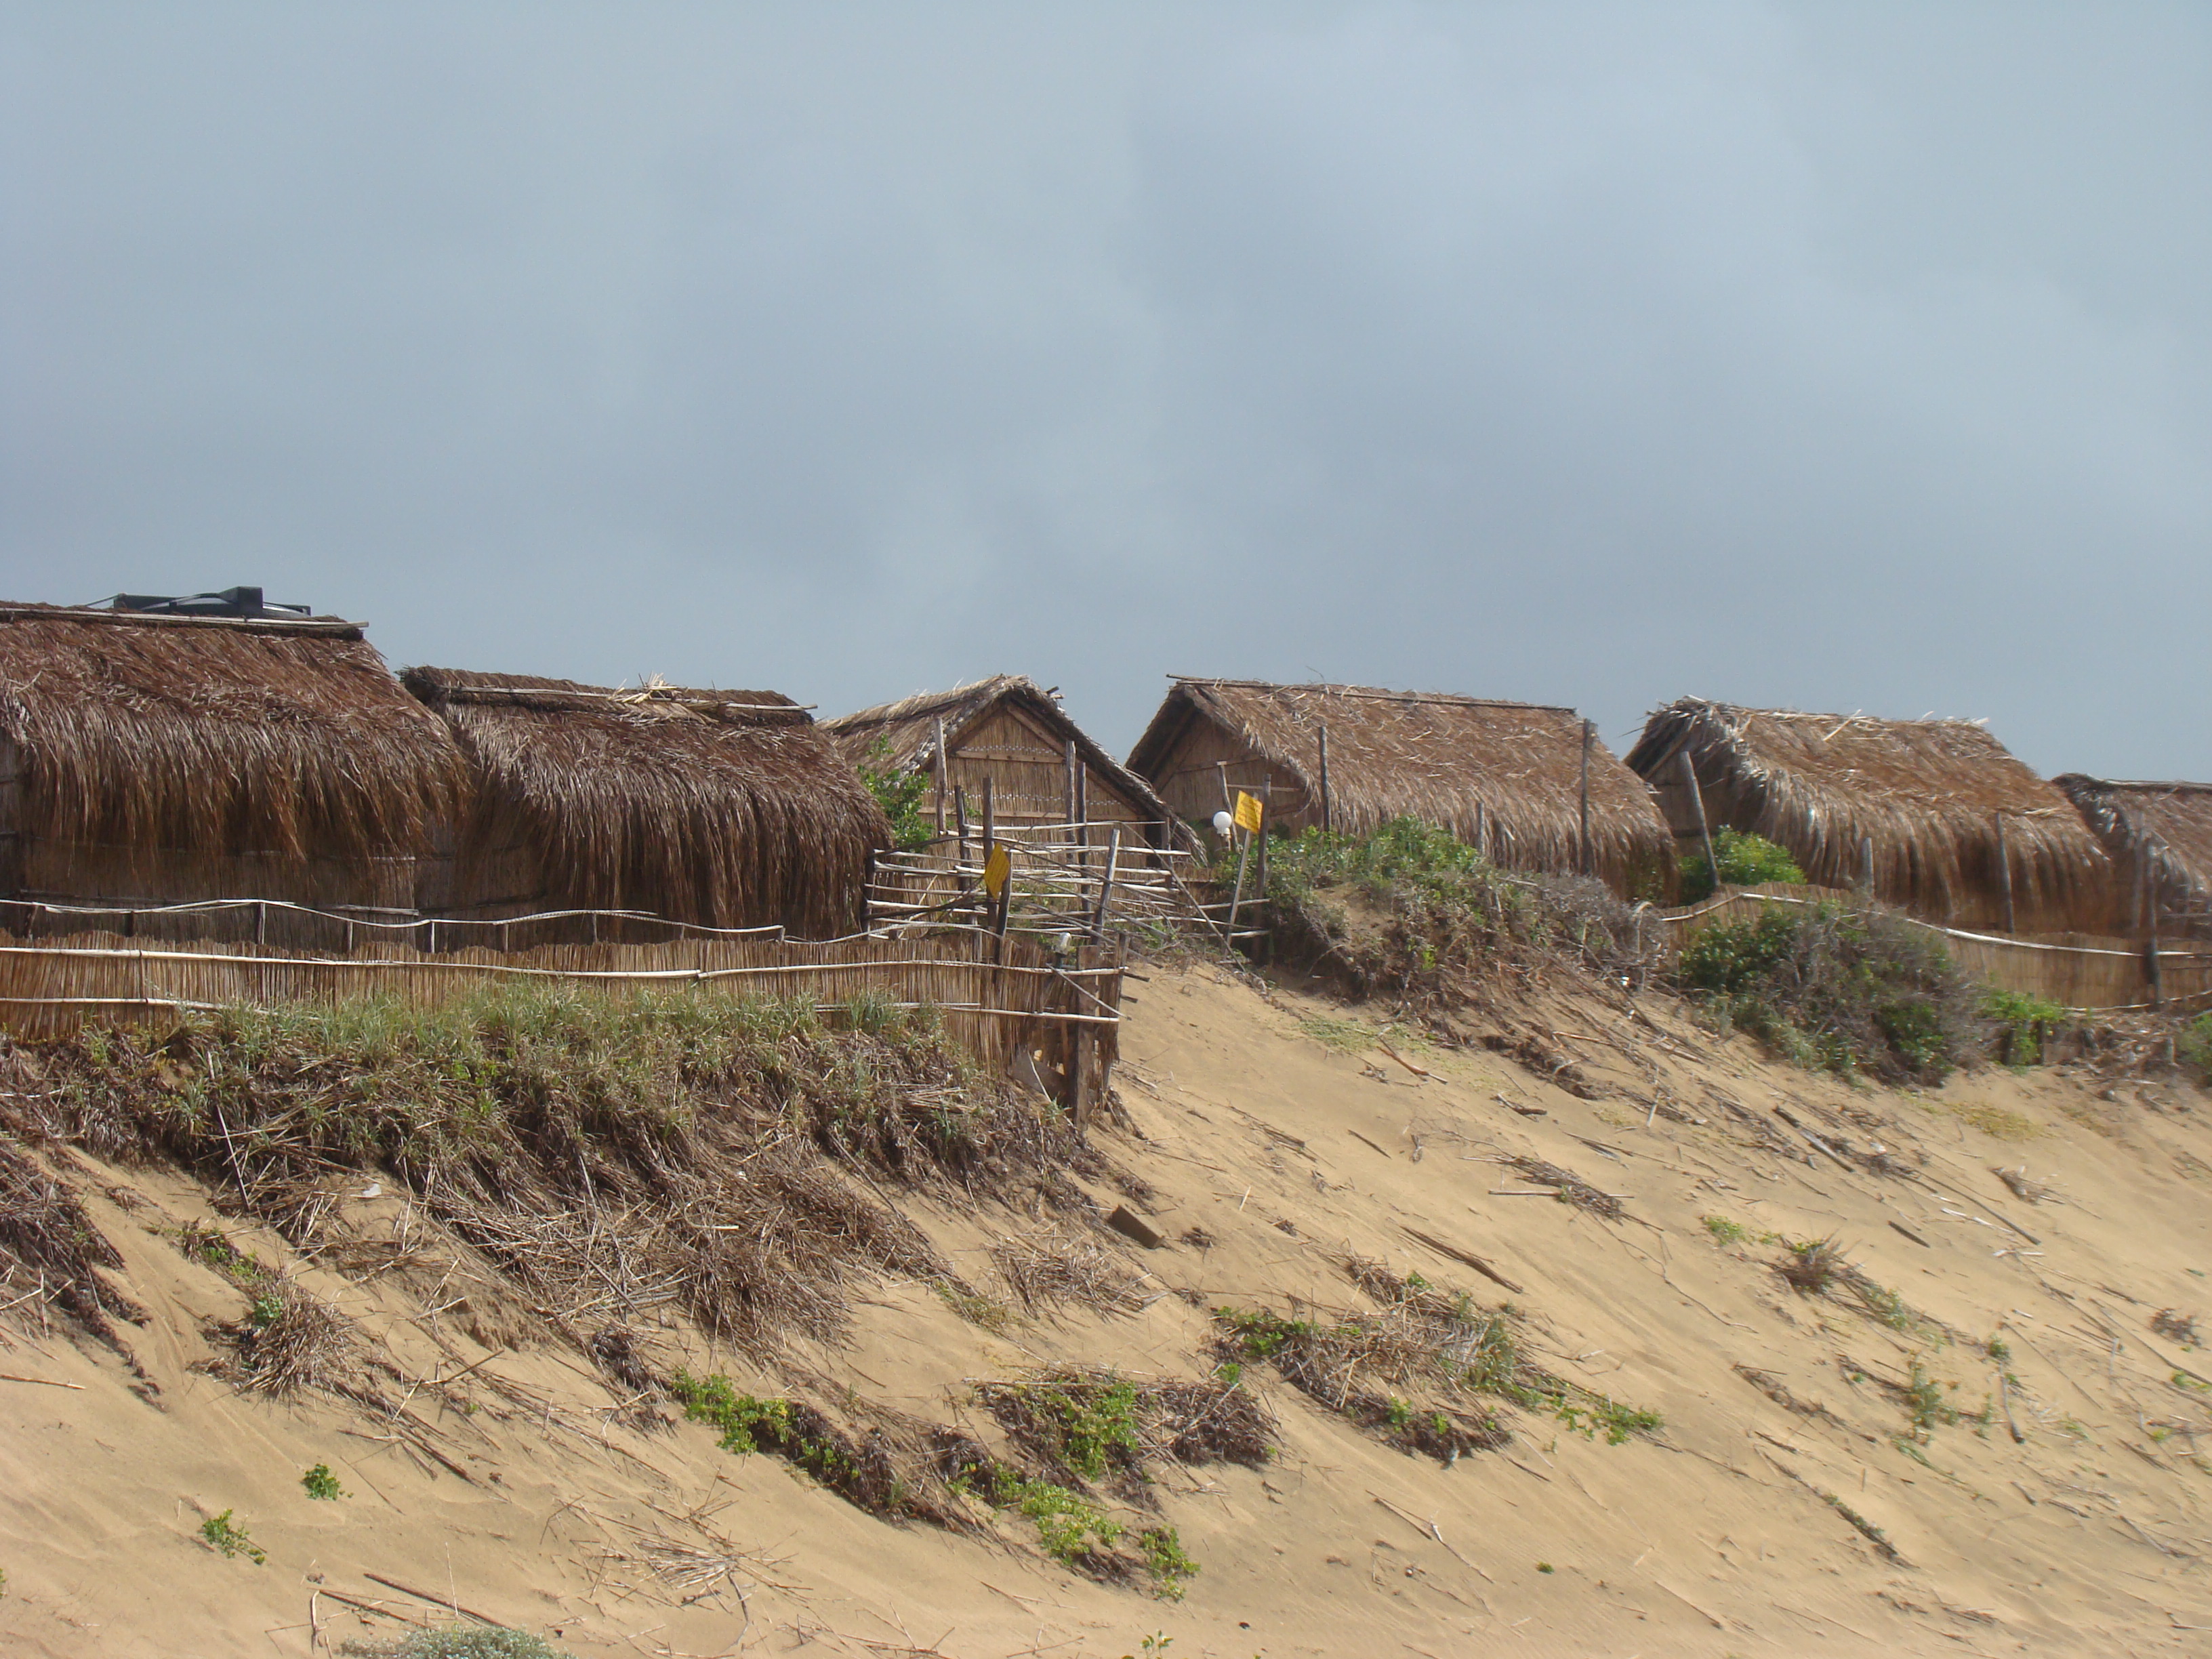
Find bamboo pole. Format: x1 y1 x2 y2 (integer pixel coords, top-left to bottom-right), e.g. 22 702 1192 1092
933 716 948 834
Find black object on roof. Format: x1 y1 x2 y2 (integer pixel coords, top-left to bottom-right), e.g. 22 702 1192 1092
108 586 313 620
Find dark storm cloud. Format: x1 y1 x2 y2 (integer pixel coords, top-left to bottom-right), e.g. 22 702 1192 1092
2 3 2205 775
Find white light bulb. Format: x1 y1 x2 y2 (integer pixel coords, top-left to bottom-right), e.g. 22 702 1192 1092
1212 811 1235 838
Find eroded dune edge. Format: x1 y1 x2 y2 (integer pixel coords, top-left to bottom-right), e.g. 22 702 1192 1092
4 964 2212 1659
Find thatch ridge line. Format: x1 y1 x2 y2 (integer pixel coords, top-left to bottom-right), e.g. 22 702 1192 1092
1166 675 1574 716
0 605 363 639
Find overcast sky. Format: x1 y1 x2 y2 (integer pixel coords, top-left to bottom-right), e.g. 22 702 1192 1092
3 3 2205 777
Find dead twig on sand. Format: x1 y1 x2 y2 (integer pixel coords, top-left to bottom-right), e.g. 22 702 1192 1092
1399 1226 1523 1295
1370 1492 1494 1582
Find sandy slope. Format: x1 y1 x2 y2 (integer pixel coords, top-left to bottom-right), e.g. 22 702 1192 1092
5 964 2212 1658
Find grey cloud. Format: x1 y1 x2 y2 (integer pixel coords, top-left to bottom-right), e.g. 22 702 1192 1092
1 2 2204 775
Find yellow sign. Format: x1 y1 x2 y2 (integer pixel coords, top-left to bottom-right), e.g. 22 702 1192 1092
982 844 1012 901
1233 791 1263 835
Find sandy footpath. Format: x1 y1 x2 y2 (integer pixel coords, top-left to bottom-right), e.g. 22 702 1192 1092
5 963 2212 1657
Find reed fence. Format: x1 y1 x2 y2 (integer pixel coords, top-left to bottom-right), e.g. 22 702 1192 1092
0 895 796 956
0 927 1125 1105
867 819 1219 943
1650 884 2212 1013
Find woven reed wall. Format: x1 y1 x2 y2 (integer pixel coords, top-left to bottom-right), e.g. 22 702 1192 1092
0 929 1122 1077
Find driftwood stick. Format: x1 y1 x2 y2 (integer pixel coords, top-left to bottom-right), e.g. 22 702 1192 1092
359 1572 508 1628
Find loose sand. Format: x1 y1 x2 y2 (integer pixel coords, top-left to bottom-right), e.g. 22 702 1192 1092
5 965 2212 1656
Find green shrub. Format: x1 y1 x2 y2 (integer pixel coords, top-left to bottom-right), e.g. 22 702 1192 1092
1136 1525 1198 1599
668 1371 793 1456
300 1463 345 1501
1678 902 1974 1083
199 1510 265 1564
1983 988 2068 1066
1679 829 1806 903
351 1632 574 1659
1263 817 1660 1000
1009 1479 1122 1563
2182 1013 2212 1085
857 739 935 853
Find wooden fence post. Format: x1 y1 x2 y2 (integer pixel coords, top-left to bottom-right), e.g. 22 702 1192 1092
2145 858 2164 1010
982 777 996 935
1992 813 2016 934
1069 1025 1092 1134
1258 780 1271 899
933 716 949 835
1317 722 1332 833
1075 748 1090 855
1064 739 1079 840
1860 836 1875 897
1679 748 1717 896
1578 718 1593 878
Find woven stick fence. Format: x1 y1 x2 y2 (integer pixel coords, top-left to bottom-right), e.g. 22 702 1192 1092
0 928 1124 1081
1650 884 2212 1013
868 819 1217 943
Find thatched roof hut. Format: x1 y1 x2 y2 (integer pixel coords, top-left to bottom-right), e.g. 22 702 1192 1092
822 674 1182 849
2055 775 2212 939
404 669 889 937
0 601 464 912
1627 699 2121 935
1126 678 1676 897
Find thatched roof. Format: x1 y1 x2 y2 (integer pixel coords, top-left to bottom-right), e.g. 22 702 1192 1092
2055 775 2212 933
1127 677 1675 893
821 674 1177 827
0 602 464 884
1628 699 2118 933
405 668 890 937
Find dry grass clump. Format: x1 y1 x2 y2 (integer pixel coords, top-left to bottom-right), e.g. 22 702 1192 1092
1210 1262 1534 1462
973 1367 1273 1496
1777 1235 1847 1295
1992 1166 2055 1204
990 1231 1147 1320
2153 1309 2200 1347
1503 1155 1623 1219
1240 1251 1677 1443
220 1275 357 1397
0 987 1108 1356
0 1133 142 1346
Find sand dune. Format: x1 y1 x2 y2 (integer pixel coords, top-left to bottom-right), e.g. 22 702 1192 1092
4 964 2211 1656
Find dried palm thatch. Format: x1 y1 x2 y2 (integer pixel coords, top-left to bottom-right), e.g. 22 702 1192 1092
406 668 890 938
2055 775 2212 938
1628 699 2122 935
823 675 1186 846
0 604 464 907
1126 678 1675 897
